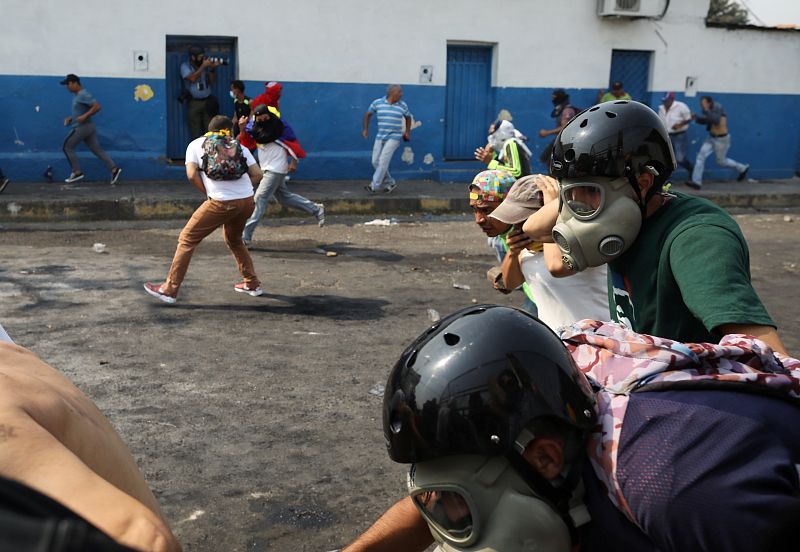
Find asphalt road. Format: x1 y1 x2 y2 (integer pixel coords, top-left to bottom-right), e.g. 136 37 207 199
0 212 798 551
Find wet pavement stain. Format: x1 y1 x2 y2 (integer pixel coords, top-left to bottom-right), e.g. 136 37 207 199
248 498 337 529
18 264 76 275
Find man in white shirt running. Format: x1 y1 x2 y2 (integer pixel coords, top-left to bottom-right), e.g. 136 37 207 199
658 92 694 176
239 104 324 246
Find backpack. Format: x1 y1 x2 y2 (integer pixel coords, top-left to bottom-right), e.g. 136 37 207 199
250 117 284 145
558 319 800 524
201 132 248 181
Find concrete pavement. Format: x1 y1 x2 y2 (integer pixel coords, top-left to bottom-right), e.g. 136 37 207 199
1 176 799 222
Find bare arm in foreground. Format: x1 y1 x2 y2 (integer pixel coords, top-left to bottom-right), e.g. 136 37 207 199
718 323 788 356
342 496 433 552
0 342 181 552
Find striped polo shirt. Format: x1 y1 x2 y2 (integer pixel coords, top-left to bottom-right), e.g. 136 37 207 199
368 97 411 140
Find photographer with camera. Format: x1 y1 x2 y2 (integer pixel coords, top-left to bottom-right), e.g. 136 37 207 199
180 46 223 138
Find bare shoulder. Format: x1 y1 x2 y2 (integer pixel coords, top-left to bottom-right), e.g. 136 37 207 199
0 343 125 485
0 343 93 421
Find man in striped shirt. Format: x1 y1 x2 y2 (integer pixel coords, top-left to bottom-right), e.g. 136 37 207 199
362 85 412 193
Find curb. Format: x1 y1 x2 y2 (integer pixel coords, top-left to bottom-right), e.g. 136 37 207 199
0 197 475 222
1 190 798 223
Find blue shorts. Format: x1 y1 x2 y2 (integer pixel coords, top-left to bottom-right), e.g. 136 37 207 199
581 389 800 552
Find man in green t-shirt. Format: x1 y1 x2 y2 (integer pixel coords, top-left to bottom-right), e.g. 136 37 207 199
522 101 787 355
599 81 632 103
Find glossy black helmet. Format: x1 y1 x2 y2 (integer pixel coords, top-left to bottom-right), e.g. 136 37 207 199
550 100 676 188
383 305 595 464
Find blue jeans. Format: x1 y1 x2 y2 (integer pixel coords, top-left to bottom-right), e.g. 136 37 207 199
669 131 693 173
691 135 747 185
242 170 321 241
370 138 400 191
488 236 506 263
521 296 538 317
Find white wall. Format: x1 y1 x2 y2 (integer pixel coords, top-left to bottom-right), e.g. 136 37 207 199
4 0 799 94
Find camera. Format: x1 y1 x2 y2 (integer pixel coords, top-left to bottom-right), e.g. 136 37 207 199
177 89 192 104
208 57 229 66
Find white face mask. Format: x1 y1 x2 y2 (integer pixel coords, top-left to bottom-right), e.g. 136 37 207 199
551 177 643 272
229 90 237 100
487 121 515 153
408 455 572 552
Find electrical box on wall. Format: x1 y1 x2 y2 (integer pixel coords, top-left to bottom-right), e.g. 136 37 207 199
133 51 149 71
419 65 433 84
685 76 698 97
597 0 667 18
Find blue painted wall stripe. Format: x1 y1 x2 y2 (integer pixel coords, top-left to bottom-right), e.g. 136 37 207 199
1 76 798 183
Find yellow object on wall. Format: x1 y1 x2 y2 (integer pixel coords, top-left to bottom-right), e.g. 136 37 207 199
134 84 154 102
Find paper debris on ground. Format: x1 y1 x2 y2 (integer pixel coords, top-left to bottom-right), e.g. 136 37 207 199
364 218 398 226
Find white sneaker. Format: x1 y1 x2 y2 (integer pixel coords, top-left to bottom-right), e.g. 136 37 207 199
315 203 325 227
143 282 177 304
234 283 263 297
65 172 84 183
111 167 122 185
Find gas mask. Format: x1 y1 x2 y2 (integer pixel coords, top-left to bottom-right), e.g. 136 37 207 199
408 455 576 552
551 177 643 272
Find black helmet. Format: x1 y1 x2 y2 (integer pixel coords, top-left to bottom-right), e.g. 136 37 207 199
383 305 595 464
550 100 676 188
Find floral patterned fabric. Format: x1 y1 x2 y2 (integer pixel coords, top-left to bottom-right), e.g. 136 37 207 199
559 319 800 524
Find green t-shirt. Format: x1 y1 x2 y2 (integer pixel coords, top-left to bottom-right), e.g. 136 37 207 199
608 192 774 343
600 92 632 103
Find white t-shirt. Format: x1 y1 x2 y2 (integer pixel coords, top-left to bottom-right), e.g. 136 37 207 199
519 248 609 331
258 141 290 174
185 136 257 201
0 322 13 344
658 100 692 134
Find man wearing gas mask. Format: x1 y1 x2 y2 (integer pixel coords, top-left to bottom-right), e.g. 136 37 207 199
522 100 787 354
485 174 608 331
342 305 800 552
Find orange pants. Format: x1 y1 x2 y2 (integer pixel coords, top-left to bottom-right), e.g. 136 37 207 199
162 197 260 296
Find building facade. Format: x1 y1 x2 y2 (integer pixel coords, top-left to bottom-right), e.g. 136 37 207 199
2 0 798 182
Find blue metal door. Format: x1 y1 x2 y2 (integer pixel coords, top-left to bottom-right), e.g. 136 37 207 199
609 50 651 103
166 36 237 159
445 46 492 159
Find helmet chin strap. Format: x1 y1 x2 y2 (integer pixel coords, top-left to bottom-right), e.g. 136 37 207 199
625 162 660 217
504 451 584 546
